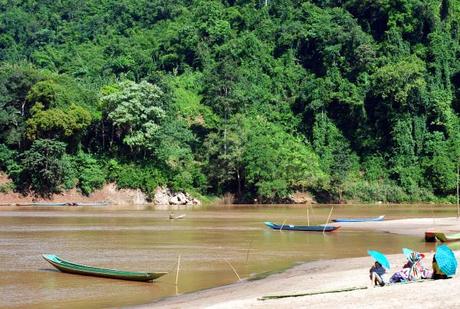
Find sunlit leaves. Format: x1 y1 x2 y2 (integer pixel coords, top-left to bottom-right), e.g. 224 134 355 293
101 80 167 150
26 103 92 141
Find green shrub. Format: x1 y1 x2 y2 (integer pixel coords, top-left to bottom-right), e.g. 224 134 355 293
0 144 22 182
62 154 78 190
0 182 15 193
73 152 106 195
111 162 166 198
20 139 67 196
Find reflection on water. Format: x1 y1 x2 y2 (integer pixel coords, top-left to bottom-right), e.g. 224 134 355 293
0 204 455 308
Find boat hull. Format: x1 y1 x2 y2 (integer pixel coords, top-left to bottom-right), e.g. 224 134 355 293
434 232 460 243
169 214 186 220
332 215 385 223
425 231 437 242
42 254 166 282
33 202 68 206
264 222 340 232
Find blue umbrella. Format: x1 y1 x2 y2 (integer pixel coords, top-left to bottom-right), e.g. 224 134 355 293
368 250 390 269
435 245 457 277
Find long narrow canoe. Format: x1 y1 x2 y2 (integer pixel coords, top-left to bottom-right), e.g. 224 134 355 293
434 232 460 243
33 202 67 206
264 221 340 232
74 202 109 207
332 215 385 223
42 254 167 282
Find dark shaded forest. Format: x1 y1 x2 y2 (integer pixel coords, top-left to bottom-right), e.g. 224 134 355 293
0 0 459 203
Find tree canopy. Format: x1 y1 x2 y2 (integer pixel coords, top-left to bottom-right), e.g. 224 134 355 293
0 0 459 202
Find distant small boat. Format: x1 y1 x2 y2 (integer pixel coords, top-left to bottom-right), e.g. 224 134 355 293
74 202 109 207
32 202 67 206
435 232 460 243
31 202 108 207
264 221 340 232
42 254 167 282
169 214 186 220
332 215 385 223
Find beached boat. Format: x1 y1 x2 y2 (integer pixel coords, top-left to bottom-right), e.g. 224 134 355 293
434 232 460 243
30 202 108 207
74 202 109 207
425 231 436 242
332 215 385 223
32 202 68 206
264 221 340 232
42 254 167 282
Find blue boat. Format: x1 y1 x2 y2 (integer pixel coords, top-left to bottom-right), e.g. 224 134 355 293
264 221 340 232
332 215 385 223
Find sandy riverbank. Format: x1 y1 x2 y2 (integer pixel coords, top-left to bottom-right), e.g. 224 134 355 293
138 217 460 308
338 216 460 236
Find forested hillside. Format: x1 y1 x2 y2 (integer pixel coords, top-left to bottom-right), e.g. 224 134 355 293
0 0 459 203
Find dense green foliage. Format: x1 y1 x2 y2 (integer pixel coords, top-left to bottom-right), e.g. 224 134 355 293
0 0 459 202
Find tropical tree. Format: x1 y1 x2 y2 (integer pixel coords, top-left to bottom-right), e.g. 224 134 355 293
20 139 67 196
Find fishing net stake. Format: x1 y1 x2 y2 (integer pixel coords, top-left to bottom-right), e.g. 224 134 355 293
323 206 334 234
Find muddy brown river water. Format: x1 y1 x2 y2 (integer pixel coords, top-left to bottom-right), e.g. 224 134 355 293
0 204 455 308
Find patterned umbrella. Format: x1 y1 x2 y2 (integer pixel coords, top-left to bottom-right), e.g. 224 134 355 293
402 248 428 280
435 245 457 277
368 250 390 269
402 248 424 263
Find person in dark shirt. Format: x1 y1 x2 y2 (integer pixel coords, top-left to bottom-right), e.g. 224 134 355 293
369 261 388 286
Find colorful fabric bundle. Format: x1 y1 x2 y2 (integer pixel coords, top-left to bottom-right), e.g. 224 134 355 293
390 248 432 283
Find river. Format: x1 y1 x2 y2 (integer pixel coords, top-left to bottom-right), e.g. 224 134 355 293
0 204 454 308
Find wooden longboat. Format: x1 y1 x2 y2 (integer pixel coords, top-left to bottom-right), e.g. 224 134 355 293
33 202 67 206
434 232 460 243
74 202 109 207
332 215 385 223
42 254 167 282
264 221 340 232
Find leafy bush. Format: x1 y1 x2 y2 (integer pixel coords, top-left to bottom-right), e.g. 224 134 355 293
0 144 22 181
110 162 166 198
0 182 15 193
73 152 106 195
20 139 67 196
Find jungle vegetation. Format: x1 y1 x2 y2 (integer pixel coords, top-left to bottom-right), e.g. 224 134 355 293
0 0 459 203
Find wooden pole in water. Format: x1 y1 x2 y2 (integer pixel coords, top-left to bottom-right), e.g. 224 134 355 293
175 255 181 295
323 206 334 234
280 218 287 231
245 240 253 264
225 259 241 281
